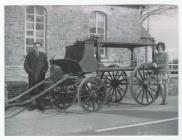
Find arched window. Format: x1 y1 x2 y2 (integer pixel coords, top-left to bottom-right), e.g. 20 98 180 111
25 6 46 54
89 11 106 57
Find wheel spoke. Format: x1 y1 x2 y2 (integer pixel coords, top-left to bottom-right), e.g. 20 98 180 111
116 87 123 99
84 83 91 91
92 99 95 110
118 79 127 84
62 94 65 108
123 71 127 78
117 85 125 93
103 75 112 81
141 88 145 103
80 94 90 98
135 86 142 94
115 71 120 79
95 84 104 93
83 96 91 104
112 71 116 80
144 88 149 103
113 89 117 101
86 101 91 110
108 71 114 80
110 88 115 100
81 87 90 95
120 72 126 80
145 68 151 80
107 86 113 93
113 71 117 80
142 66 146 80
146 88 154 100
90 82 94 91
148 86 158 93
119 86 126 98
134 75 143 83
138 69 144 80
148 86 158 97
116 72 122 80
136 87 143 99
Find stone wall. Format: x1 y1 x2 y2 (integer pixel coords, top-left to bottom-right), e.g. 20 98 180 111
5 6 26 81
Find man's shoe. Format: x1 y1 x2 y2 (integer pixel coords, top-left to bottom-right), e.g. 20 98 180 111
160 101 167 105
37 105 45 111
37 100 45 111
27 104 36 111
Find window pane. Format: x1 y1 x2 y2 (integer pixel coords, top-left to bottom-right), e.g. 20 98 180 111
90 27 96 33
36 30 44 38
26 38 34 45
98 34 104 40
36 39 44 47
27 15 34 22
36 16 44 22
98 28 104 34
89 20 96 27
27 7 34 14
98 21 104 27
26 31 34 36
36 23 44 30
90 33 95 38
36 7 44 15
27 23 34 30
90 13 96 19
97 14 104 21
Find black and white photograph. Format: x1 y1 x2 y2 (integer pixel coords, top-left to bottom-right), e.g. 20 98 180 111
2 0 180 137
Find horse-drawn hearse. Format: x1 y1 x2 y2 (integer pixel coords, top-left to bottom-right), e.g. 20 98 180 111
6 36 160 112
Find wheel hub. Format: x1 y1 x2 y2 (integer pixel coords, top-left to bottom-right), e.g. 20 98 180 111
110 80 120 88
90 90 98 99
143 80 148 89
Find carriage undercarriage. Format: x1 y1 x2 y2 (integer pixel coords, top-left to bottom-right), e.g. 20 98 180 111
6 63 159 112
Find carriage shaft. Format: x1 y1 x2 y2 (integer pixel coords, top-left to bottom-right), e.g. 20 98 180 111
7 75 71 107
6 78 49 103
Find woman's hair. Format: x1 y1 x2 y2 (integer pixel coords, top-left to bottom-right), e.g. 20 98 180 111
156 42 165 51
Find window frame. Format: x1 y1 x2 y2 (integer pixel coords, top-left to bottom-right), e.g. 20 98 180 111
25 6 47 55
89 11 107 57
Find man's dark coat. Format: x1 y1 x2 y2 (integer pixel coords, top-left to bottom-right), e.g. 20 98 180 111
24 50 48 88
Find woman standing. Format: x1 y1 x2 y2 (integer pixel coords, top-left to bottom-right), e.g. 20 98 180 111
152 42 169 105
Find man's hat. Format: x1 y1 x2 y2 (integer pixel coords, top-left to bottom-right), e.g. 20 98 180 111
33 42 42 47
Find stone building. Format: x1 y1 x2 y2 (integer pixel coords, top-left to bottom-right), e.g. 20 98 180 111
5 5 153 83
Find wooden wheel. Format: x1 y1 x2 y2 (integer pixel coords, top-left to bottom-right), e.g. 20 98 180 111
99 70 128 103
49 78 77 110
77 76 106 112
131 63 159 105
